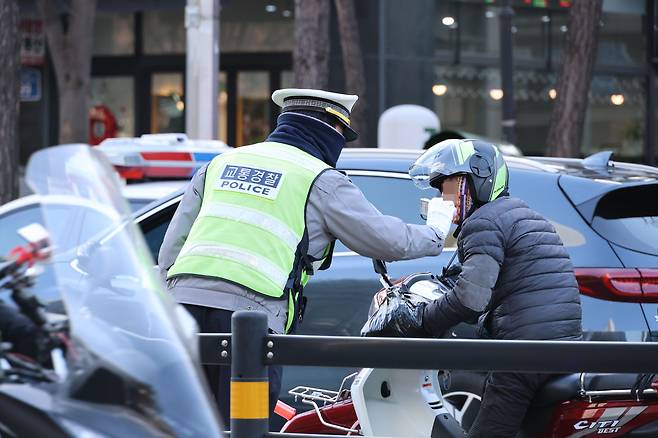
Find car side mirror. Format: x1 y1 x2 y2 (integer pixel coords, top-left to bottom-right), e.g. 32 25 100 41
419 198 430 221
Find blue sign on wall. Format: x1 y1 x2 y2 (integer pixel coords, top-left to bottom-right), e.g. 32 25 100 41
20 68 42 102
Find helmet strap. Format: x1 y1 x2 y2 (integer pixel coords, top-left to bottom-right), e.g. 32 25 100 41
456 176 475 223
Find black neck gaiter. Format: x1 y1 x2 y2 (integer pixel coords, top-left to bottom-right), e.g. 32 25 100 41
266 113 346 167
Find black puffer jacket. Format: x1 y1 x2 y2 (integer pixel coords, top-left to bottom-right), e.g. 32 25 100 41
425 196 582 341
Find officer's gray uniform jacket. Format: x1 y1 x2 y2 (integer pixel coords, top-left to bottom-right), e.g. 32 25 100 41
159 163 445 333
423 196 582 341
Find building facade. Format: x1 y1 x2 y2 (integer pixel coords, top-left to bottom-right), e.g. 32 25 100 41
18 0 657 163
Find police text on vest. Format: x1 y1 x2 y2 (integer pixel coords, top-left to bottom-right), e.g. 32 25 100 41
214 165 284 200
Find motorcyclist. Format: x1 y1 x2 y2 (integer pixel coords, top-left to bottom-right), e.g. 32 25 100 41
158 88 457 422
408 139 583 438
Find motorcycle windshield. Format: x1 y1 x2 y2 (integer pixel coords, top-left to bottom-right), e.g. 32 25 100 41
25 145 221 436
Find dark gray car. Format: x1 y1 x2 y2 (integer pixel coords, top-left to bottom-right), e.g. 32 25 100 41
133 149 658 426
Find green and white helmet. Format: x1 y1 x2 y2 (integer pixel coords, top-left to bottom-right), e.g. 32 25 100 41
409 139 509 205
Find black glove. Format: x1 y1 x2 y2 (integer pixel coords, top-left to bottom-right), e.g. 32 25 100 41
442 263 462 279
422 291 478 337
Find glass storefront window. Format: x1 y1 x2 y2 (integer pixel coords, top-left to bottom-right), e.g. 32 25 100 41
432 66 502 140
597 11 645 68
655 77 658 164
281 70 294 88
93 13 134 56
550 10 570 66
220 0 294 52
151 73 185 134
143 9 185 54
236 72 270 146
218 72 228 143
434 0 457 55
551 6 645 69
514 71 556 155
583 75 645 159
459 3 499 59
90 77 135 139
513 8 548 62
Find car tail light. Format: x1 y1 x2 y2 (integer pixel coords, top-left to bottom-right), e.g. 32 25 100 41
639 268 658 297
115 166 145 180
575 268 658 303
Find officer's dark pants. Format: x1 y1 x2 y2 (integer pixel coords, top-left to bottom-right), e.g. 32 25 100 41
184 305 283 427
467 372 550 438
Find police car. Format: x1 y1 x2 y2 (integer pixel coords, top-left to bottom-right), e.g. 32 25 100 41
95 133 232 210
97 133 232 181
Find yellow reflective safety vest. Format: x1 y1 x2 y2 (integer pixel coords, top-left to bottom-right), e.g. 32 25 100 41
168 142 332 332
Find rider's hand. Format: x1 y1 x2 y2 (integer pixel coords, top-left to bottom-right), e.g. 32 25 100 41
426 198 456 240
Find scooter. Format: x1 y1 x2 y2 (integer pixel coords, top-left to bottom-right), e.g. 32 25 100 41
279 262 658 437
0 145 223 436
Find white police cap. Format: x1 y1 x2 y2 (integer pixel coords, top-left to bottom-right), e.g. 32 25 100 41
272 88 359 141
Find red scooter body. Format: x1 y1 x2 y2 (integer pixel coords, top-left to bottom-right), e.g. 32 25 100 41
539 399 658 438
281 383 658 437
280 400 358 434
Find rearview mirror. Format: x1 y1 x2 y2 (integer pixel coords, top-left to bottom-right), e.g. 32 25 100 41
372 259 388 276
17 223 50 247
419 198 430 221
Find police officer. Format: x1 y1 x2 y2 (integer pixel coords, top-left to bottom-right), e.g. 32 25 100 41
158 88 456 422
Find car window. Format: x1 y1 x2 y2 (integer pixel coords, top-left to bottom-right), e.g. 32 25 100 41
0 204 84 253
334 174 459 252
143 220 172 260
591 184 658 256
139 203 180 260
128 199 153 212
0 205 63 304
0 206 44 256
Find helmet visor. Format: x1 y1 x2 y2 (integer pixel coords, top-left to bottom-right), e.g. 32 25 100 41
409 140 473 190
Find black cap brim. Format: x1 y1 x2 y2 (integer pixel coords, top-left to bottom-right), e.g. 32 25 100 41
341 121 358 142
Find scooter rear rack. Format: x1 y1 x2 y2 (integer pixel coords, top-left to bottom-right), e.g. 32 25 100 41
288 372 360 435
288 372 358 405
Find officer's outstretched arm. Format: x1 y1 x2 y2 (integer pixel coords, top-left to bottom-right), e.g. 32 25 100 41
321 172 444 261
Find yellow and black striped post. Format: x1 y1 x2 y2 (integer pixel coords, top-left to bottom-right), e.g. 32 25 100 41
230 311 269 437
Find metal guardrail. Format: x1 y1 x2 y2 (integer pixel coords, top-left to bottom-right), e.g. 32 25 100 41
202 311 658 437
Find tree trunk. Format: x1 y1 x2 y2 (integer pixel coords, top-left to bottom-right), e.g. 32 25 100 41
546 0 603 157
0 0 20 204
294 0 330 89
335 0 368 148
37 0 96 144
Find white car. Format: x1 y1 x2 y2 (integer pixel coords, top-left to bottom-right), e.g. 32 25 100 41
121 180 189 211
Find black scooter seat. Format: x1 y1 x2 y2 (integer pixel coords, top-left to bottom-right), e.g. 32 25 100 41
532 373 640 407
531 374 580 407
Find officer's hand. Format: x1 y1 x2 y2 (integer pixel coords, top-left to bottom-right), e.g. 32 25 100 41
426 198 456 240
